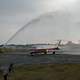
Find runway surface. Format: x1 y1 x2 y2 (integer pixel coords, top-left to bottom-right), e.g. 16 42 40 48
0 52 80 65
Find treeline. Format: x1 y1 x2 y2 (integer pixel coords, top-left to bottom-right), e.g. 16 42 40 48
0 48 17 53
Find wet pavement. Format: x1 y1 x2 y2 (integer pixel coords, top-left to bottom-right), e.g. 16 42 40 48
0 52 80 65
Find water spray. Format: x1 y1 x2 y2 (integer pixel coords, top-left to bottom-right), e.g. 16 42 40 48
4 15 42 46
3 9 70 46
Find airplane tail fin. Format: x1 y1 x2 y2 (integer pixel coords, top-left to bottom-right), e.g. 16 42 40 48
57 40 62 47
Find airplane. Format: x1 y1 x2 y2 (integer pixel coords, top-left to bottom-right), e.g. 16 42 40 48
29 40 61 56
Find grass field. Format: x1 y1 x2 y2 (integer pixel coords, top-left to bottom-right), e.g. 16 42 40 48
0 64 80 80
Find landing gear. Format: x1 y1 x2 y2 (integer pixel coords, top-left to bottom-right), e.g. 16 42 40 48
44 51 47 55
53 51 55 54
30 52 35 56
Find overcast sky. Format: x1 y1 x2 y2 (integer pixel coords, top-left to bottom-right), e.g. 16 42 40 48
0 0 80 44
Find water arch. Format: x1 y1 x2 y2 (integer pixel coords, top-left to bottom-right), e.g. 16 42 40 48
5 11 71 45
